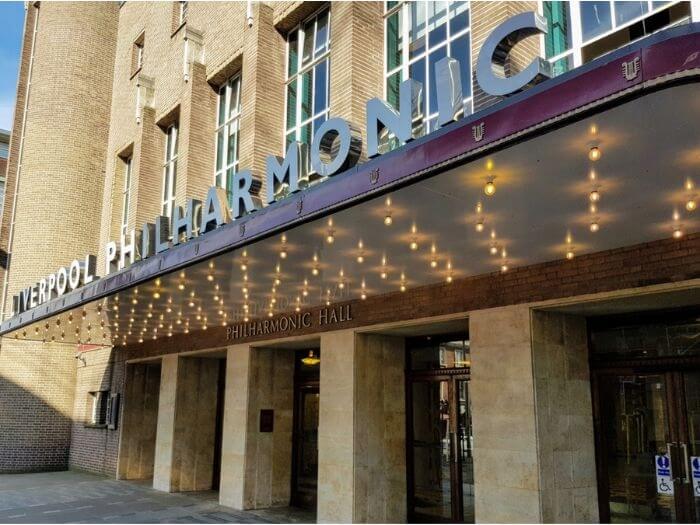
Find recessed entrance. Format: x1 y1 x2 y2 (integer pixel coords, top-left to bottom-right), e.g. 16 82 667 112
590 309 700 523
406 334 473 523
291 349 320 511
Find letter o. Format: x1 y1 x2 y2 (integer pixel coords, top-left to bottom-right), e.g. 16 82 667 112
310 117 362 177
280 317 289 332
56 267 68 295
68 260 81 290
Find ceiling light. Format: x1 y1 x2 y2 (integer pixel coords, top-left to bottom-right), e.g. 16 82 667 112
566 250 575 260
588 146 601 161
589 190 600 202
484 179 496 196
301 350 320 366
500 264 508 273
673 227 683 239
475 219 484 232
384 196 393 225
590 220 599 233
687 199 697 212
357 240 364 263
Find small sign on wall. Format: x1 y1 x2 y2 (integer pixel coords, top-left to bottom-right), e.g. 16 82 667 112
655 454 674 495
260 409 274 433
691 457 700 497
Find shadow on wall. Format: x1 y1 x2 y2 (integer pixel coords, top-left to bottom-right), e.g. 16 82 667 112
0 339 123 476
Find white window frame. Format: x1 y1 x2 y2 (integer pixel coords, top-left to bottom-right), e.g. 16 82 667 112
284 8 331 154
179 0 188 25
383 1 473 132
162 124 178 219
121 156 132 239
540 0 695 73
88 390 109 426
214 74 242 200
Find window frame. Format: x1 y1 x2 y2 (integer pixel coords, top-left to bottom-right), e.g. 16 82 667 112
383 1 473 133
162 123 178 219
120 156 132 239
214 73 242 206
540 0 694 74
86 390 109 427
179 0 188 25
284 7 332 157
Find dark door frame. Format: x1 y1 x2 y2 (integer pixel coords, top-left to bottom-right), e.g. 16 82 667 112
591 358 700 523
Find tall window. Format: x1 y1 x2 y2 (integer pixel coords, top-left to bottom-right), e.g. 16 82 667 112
121 156 132 238
215 75 242 206
543 1 692 76
384 1 472 133
162 124 178 219
178 1 188 25
285 8 330 154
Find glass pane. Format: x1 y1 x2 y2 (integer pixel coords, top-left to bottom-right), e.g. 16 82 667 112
615 1 648 26
683 371 700 523
170 161 177 198
387 69 402 110
288 29 299 77
301 69 313 123
544 1 572 58
302 18 315 65
226 167 236 207
313 59 328 115
599 374 675 523
410 340 469 370
300 121 312 146
409 1 426 59
409 58 426 120
162 167 169 201
386 11 403 71
580 1 613 41
450 34 471 98
411 380 452 520
590 320 700 360
286 131 296 149
652 1 671 8
217 86 226 126
216 130 224 171
312 115 326 137
286 79 297 131
449 1 470 35
551 54 574 77
315 10 329 56
457 380 474 523
428 46 447 117
427 1 448 48
227 127 237 166
228 77 240 117
387 0 399 10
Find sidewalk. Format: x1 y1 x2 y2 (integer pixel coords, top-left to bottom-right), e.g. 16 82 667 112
0 471 315 524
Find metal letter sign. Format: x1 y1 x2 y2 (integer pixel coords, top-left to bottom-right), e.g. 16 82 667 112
655 454 674 495
476 11 552 96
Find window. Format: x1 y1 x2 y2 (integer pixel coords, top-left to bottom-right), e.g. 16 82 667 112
285 8 331 159
178 0 188 25
215 75 242 207
384 1 472 134
543 1 693 76
162 123 178 219
121 157 132 238
132 32 145 76
0 142 8 159
87 391 109 426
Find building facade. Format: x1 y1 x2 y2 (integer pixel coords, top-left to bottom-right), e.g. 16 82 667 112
0 1 699 523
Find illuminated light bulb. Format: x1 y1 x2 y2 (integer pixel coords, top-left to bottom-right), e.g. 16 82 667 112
243 316 249 323
207 274 214 282
400 283 406 292
280 248 287 259
501 264 509 273
302 288 308 297
589 169 597 181
673 227 683 239
268 311 274 318
384 214 393 226
475 220 484 233
178 282 185 290
484 179 496 196
687 199 697 212
153 291 161 299
410 240 418 251
357 254 364 263
361 291 367 300
326 230 334 243
588 146 601 161
590 221 600 233
589 190 600 202
490 245 498 256
566 250 575 260
357 240 364 263
274 277 281 286
589 203 598 214
132 297 138 305
380 270 387 279
446 275 453 283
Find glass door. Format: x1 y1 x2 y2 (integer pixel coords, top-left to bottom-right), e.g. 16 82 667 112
594 369 700 523
408 375 473 523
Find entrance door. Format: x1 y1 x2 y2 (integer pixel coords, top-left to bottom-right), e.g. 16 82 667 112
594 369 700 522
291 349 320 510
408 375 473 522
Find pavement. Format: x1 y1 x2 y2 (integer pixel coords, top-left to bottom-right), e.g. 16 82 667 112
0 471 316 524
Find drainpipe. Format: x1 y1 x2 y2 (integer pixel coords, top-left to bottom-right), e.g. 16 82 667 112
246 0 254 28
0 4 40 321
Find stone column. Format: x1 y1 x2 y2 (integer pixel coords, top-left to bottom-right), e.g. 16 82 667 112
469 305 598 523
153 354 179 492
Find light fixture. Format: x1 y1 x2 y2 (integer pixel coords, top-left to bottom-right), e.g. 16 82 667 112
409 224 419 251
673 227 683 239
566 250 575 260
484 178 496 196
338 269 345 289
589 189 600 202
326 218 335 244
588 146 601 161
384 196 393 226
500 264 508 273
361 279 367 300
301 350 320 366
380 256 388 279
240 250 248 271
400 272 406 292
589 203 598 214
688 199 697 212
475 219 484 232
357 240 365 263
590 220 599 233
446 261 453 283
430 244 438 268
280 234 288 258
565 232 574 260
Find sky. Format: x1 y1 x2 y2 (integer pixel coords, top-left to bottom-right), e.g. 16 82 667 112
0 1 24 131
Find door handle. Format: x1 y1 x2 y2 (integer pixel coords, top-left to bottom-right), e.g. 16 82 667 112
680 443 690 484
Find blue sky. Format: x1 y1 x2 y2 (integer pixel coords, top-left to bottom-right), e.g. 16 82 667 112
0 2 24 131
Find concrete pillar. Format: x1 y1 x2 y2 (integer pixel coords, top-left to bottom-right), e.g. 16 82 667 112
153 354 179 492
219 344 294 510
469 305 598 523
220 344 252 509
117 362 161 480
318 330 406 523
531 311 599 523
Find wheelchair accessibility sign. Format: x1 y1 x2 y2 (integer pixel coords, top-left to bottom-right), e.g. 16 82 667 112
655 454 674 495
691 456 700 497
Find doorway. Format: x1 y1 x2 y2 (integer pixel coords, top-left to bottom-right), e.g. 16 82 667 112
590 309 700 523
406 335 473 523
291 349 320 510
